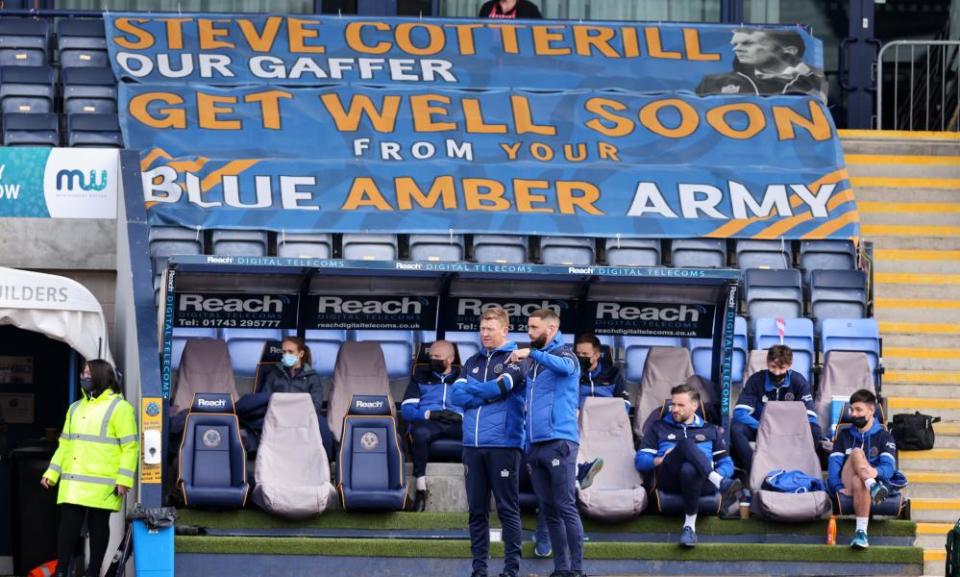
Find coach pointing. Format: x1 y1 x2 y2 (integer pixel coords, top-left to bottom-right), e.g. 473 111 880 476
513 308 585 577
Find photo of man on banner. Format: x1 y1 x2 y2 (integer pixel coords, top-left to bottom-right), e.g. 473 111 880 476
697 28 827 101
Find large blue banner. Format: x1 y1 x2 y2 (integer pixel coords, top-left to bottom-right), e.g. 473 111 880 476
107 14 857 240
105 15 826 99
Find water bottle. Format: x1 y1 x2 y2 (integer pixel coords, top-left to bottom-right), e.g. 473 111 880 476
826 515 837 546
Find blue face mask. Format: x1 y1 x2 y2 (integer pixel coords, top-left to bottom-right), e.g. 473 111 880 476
281 353 299 368
80 377 95 395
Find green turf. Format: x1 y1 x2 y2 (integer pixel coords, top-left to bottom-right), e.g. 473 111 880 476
176 509 916 537
175 536 922 564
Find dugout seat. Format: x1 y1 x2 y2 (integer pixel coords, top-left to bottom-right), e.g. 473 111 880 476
178 393 248 508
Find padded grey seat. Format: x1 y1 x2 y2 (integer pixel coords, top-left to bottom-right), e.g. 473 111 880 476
744 268 803 326
252 393 337 519
327 341 392 442
749 402 832 521
815 351 874 435
632 347 694 439
577 397 647 520
171 339 239 416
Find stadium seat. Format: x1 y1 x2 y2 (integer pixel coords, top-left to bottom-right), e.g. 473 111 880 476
253 339 284 393
576 397 647 521
342 234 398 261
252 393 337 518
222 329 284 377
799 240 856 285
338 394 407 510
736 239 793 270
810 269 867 328
641 400 721 515
178 393 249 509
671 239 726 268
210 229 269 257
604 238 660 267
749 402 832 521
57 19 108 68
61 66 117 115
277 232 332 259
752 317 815 384
540 236 595 266
0 18 48 66
66 113 123 147
815 351 875 434
408 234 464 262
301 329 347 380
149 226 204 292
354 330 415 393
631 346 694 439
688 316 747 384
472 235 527 264
623 337 685 384
445 331 481 361
820 318 881 378
3 112 58 146
0 65 54 113
170 327 218 371
744 268 803 326
327 341 392 442
831 408 905 518
171 338 239 416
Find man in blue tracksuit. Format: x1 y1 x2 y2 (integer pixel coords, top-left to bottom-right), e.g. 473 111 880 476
514 308 585 577
574 333 630 411
635 384 741 547
449 306 525 577
828 388 905 550
401 340 463 512
731 345 822 476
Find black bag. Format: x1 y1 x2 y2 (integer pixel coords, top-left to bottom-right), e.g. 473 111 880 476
947 518 960 577
890 411 940 451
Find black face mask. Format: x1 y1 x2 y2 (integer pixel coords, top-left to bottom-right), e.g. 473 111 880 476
851 416 869 429
531 335 548 350
429 359 447 373
80 377 96 396
578 356 592 374
770 372 787 385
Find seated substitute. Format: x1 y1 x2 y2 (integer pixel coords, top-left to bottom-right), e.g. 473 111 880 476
575 333 630 412
635 384 741 548
828 389 905 550
400 340 463 512
732 345 821 476
261 336 334 458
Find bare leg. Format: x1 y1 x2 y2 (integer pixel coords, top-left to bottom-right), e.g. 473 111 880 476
843 449 878 517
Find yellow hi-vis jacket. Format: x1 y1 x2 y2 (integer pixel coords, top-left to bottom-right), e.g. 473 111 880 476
43 389 139 511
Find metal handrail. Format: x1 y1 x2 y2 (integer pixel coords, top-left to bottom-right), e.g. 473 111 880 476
876 39 960 131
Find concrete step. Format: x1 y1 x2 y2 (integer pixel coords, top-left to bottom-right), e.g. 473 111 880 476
875 273 960 287
858 188 960 203
863 224 960 238
907 498 960 523
860 209 960 228
881 334 960 349
885 370 960 387
899 449 960 471
883 384 960 404
880 321 960 336
840 132 960 156
924 548 947 577
875 303 960 324
846 160 960 180
888 398 960 422
868 236 960 251
902 472 960 499
875 284 960 300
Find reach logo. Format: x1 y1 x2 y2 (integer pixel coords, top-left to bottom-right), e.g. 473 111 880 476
56 169 109 192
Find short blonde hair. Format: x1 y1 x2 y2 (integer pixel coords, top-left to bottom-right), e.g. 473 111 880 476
480 306 509 328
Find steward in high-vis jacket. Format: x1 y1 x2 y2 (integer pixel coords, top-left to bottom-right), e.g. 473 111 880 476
42 360 138 577
519 309 584 577
448 307 526 577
